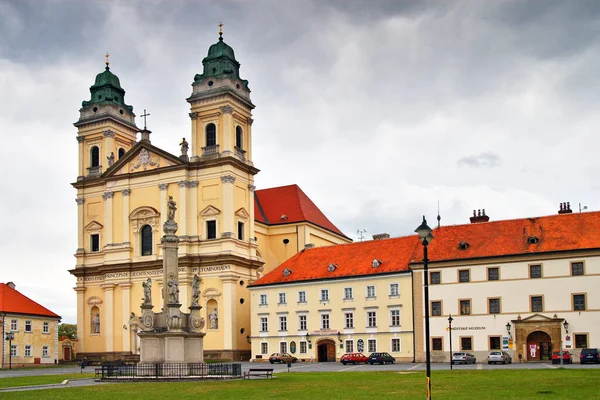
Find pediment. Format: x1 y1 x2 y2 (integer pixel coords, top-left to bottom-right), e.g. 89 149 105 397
103 141 184 177
130 206 160 219
200 205 221 216
202 288 221 299
235 207 250 219
85 221 103 231
519 313 554 322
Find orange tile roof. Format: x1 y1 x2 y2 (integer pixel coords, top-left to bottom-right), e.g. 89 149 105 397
254 184 349 239
0 283 60 318
253 211 600 287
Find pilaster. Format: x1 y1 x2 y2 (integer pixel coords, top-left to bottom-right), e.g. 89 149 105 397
120 283 133 352
188 181 199 236
74 287 86 352
221 175 236 237
220 106 233 155
103 130 115 173
101 284 116 352
178 181 188 237
77 136 85 179
247 118 253 162
76 198 85 252
248 184 256 246
122 189 130 244
102 191 114 245
159 183 168 228
189 112 199 160
220 274 240 350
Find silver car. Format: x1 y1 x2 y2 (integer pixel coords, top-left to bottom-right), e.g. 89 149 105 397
487 351 512 364
452 352 476 365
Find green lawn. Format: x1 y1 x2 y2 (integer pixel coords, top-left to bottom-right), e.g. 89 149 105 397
0 374 95 389
1 370 599 399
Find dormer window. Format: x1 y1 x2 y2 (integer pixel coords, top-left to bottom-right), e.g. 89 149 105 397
327 263 337 272
372 259 382 268
283 268 292 277
528 235 539 244
458 241 469 250
280 214 288 221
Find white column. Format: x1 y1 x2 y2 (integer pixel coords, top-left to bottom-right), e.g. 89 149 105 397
77 136 85 178
102 284 116 352
221 175 235 238
103 191 114 246
248 184 256 243
178 181 188 236
247 118 253 162
189 181 199 237
189 112 199 160
220 106 233 155
120 283 133 352
220 274 239 350
122 189 130 244
159 183 168 229
76 198 85 251
75 287 86 352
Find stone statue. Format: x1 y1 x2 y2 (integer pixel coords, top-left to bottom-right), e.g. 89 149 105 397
107 152 115 167
142 278 152 305
180 138 189 157
167 196 177 221
168 275 179 304
209 307 218 329
92 313 101 333
191 275 201 307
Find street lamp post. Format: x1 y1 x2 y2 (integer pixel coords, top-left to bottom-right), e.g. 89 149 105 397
561 320 569 368
5 332 14 370
448 315 453 370
415 216 434 400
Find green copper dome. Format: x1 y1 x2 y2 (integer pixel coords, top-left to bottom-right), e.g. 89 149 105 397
207 38 236 60
93 67 122 89
193 36 249 90
82 65 133 113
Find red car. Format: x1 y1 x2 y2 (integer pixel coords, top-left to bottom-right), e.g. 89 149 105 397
551 351 572 364
340 352 369 365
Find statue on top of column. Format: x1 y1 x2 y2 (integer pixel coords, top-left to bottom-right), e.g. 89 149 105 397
167 196 177 221
191 275 201 307
142 278 152 305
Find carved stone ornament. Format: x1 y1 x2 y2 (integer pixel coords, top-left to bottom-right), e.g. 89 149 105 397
158 183 168 191
87 296 103 307
103 130 116 138
189 313 205 332
122 189 131 196
130 206 160 236
189 112 198 119
102 191 114 200
178 180 188 188
247 118 254 126
248 184 256 192
76 136 85 143
220 105 234 114
75 198 85 205
221 175 236 184
188 180 199 188
130 149 160 171
191 275 201 307
202 288 221 302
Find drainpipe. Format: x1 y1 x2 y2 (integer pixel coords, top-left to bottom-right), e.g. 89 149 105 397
1 313 5 368
411 269 416 363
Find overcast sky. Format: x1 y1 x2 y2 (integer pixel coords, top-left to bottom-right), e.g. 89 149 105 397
1 0 599 323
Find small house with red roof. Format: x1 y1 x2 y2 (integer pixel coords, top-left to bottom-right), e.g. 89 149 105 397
0 282 61 367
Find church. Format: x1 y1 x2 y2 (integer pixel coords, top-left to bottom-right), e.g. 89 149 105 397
69 31 351 361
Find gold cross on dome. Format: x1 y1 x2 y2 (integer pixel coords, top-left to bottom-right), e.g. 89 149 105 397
105 52 110 67
219 22 223 38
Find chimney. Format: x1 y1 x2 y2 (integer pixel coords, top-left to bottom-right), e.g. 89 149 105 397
558 202 573 214
6 282 15 289
469 209 490 223
372 233 390 240
304 243 315 249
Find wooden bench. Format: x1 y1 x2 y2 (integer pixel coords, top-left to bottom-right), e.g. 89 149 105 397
243 368 274 379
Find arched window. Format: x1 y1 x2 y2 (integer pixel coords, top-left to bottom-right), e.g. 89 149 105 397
118 148 126 159
141 224 152 256
90 146 100 167
235 126 243 149
206 123 216 147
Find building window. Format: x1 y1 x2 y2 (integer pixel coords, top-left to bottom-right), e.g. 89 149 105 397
345 312 354 329
320 289 329 302
300 341 307 354
260 317 268 332
298 291 306 303
259 294 267 305
279 316 287 331
488 298 500 314
278 293 287 305
24 345 32 357
430 271 441 285
345 340 354 352
206 220 217 239
390 283 399 296
25 320 32 332
237 221 244 240
366 285 376 298
43 322 49 334
531 296 543 312
488 267 499 281
459 270 470 283
432 338 443 351
529 264 542 279
391 338 401 352
10 319 17 331
205 123 216 146
118 148 126 159
42 345 49 357
571 262 584 276
368 339 377 353
90 146 100 167
90 234 100 252
367 311 377 328
10 345 17 357
344 287 353 300
299 315 307 331
575 334 588 349
261 342 268 354
390 310 400 326
141 224 153 255
431 301 442 317
235 126 243 149
280 342 287 354
573 294 586 311
460 337 473 351
321 314 330 329
489 336 501 350
460 299 471 315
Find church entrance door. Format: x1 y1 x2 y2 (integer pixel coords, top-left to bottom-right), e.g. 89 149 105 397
527 331 552 361
317 339 336 362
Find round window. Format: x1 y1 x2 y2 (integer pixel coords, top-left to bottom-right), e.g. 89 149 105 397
208 80 214 87
239 298 245 304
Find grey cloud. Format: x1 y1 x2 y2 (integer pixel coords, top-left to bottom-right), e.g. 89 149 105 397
457 152 501 168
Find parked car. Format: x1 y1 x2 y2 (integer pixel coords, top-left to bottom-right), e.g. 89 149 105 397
340 353 369 365
367 352 396 364
452 352 476 365
579 348 600 364
487 351 512 364
551 351 572 364
269 353 298 364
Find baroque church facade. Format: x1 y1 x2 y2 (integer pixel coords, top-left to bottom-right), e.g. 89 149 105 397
70 33 351 361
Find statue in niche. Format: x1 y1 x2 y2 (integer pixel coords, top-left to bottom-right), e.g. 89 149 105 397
107 152 115 167
142 278 152 305
180 138 189 157
167 196 177 221
209 307 218 329
168 275 179 303
191 275 201 307
92 313 101 333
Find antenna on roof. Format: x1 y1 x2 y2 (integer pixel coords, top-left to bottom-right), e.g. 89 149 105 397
357 229 366 242
437 200 441 228
579 203 588 213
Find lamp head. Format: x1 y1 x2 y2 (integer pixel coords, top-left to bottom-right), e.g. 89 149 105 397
563 320 569 333
448 315 453 323
415 216 434 244
506 322 511 332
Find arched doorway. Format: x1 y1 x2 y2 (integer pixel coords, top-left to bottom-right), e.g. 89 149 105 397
527 331 552 361
317 339 336 362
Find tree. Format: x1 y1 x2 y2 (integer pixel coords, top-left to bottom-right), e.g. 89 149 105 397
58 323 77 339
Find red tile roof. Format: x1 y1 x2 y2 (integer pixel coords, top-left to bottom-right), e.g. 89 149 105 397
253 211 600 286
0 283 60 318
254 184 349 239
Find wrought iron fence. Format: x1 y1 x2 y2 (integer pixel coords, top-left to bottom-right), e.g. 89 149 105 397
99 362 242 380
